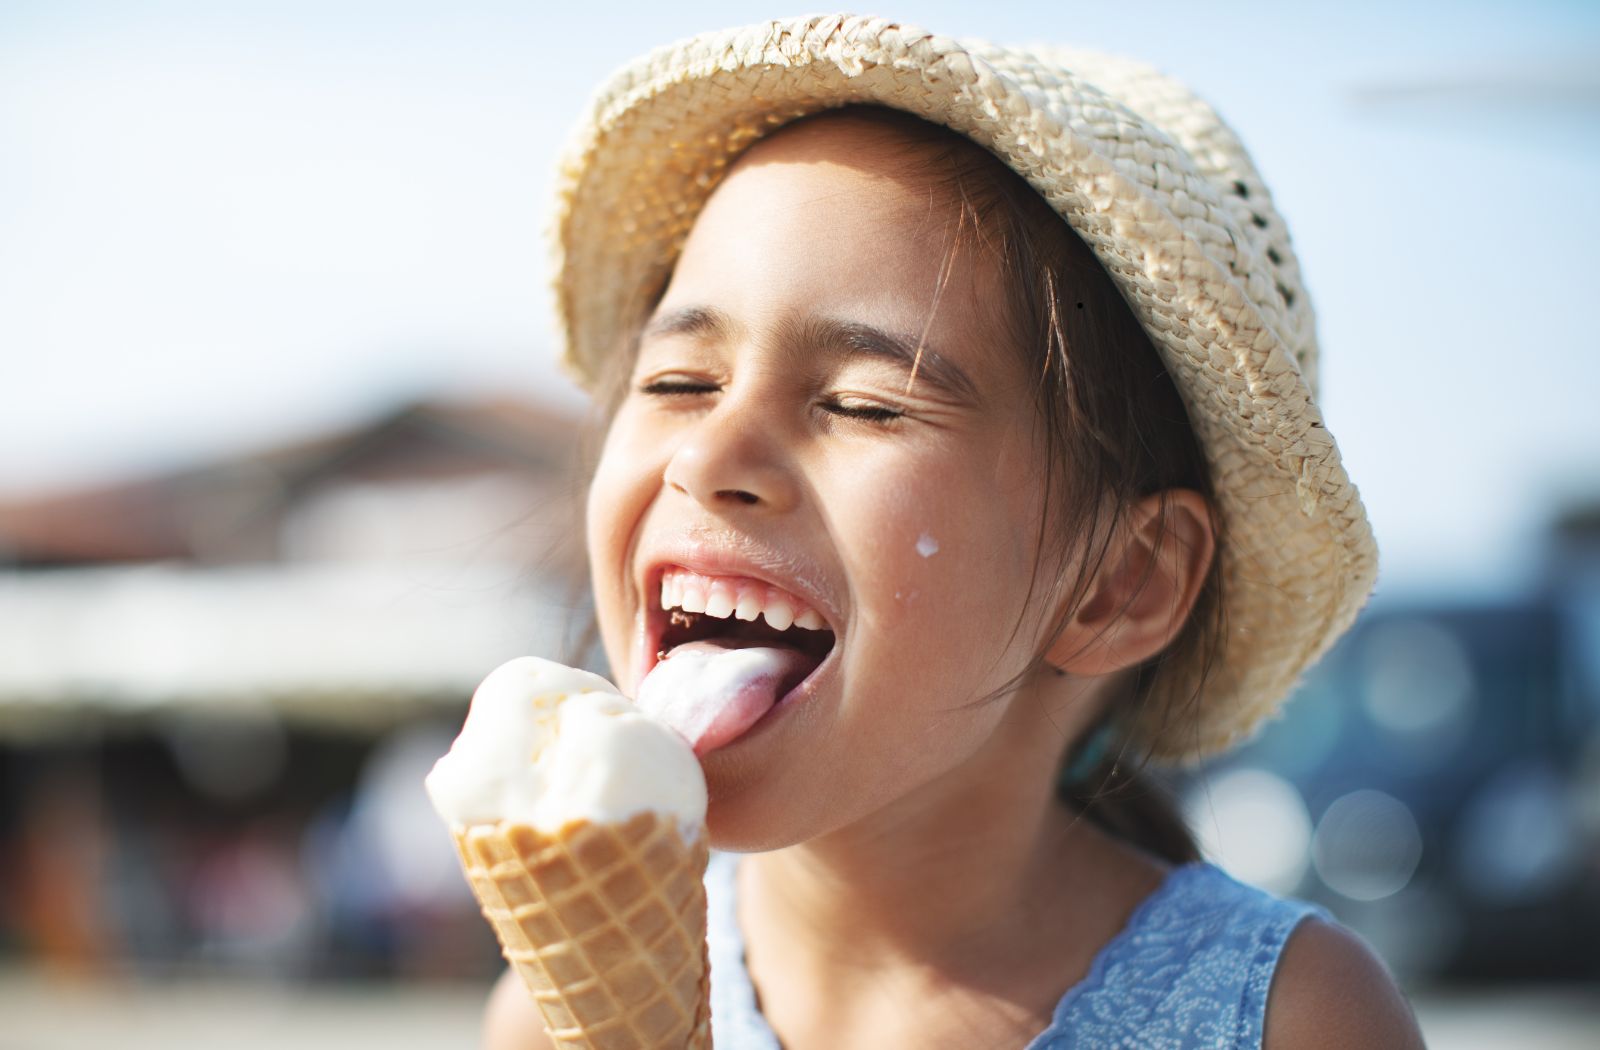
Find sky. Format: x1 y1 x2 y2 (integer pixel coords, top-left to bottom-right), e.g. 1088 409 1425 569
2 1 1598 594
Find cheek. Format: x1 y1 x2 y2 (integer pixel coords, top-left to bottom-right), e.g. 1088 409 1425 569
842 456 1035 653
851 470 1024 637
587 407 665 543
584 417 660 643
584 439 625 576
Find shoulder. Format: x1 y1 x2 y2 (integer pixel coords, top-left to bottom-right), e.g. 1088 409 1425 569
484 966 554 1050
1263 918 1427 1050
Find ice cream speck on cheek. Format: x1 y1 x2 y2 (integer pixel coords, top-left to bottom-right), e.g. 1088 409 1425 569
916 533 940 558
422 657 707 840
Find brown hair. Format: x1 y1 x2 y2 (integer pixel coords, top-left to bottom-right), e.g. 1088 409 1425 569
585 104 1222 865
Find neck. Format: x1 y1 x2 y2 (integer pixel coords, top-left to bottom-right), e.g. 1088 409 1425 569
741 670 1130 981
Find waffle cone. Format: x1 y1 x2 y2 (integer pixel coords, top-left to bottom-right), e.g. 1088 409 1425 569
453 811 712 1049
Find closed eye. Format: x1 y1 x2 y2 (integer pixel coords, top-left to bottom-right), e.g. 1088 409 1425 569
822 401 903 423
639 378 718 396
639 380 902 424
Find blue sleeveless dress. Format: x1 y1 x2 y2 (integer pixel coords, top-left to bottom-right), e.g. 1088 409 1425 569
704 850 1332 1049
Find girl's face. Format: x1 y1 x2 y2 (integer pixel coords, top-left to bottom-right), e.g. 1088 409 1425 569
586 118 1068 848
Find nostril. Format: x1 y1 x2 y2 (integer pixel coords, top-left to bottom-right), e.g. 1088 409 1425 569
720 489 760 506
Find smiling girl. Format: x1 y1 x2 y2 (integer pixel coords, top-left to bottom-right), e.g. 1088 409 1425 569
487 14 1424 1050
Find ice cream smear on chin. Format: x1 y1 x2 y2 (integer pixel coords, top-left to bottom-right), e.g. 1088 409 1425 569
637 640 815 756
423 657 706 842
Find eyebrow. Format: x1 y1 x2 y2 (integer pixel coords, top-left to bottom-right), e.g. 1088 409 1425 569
640 305 730 344
640 305 980 403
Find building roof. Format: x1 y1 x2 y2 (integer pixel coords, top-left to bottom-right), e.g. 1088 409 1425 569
0 394 597 733
0 395 586 565
0 562 594 736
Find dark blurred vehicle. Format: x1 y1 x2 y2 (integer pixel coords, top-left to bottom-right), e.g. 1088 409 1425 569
1179 588 1600 981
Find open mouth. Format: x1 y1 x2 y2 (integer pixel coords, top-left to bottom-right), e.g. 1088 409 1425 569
640 567 839 752
654 574 836 685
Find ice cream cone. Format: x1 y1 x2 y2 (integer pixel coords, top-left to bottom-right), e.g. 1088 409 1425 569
425 658 713 1048
454 810 712 1050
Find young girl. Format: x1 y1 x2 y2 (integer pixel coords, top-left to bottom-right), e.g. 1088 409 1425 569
489 14 1424 1049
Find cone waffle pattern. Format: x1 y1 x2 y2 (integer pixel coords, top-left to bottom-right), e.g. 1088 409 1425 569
455 812 712 1049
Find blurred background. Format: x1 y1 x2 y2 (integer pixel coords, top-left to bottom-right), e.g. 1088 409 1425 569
2 1 1596 1047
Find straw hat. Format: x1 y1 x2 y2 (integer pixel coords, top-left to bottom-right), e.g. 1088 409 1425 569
549 13 1378 764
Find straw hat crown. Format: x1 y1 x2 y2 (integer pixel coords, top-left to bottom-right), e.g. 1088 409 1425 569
550 14 1378 763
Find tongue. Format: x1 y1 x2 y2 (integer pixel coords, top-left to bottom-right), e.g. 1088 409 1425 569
635 640 815 756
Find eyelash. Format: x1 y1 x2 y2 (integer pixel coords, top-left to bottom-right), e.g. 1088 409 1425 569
637 380 904 423
831 403 903 423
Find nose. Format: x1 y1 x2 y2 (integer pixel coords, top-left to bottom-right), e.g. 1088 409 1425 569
662 392 798 513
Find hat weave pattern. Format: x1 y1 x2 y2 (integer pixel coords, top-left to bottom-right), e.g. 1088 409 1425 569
551 14 1378 763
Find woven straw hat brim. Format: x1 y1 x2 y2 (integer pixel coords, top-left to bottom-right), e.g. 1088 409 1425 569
550 14 1378 764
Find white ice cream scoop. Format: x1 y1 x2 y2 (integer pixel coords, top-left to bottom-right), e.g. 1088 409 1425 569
423 656 706 838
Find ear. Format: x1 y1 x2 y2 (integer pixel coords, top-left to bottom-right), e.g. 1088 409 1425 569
1043 489 1216 677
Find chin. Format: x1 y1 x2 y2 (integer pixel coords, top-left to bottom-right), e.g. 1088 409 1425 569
705 767 880 854
702 776 831 853
705 803 799 853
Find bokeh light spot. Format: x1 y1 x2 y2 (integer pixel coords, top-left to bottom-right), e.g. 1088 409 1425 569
1312 789 1423 902
1184 768 1311 895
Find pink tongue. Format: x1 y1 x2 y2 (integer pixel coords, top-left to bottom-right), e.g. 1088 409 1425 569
635 640 815 756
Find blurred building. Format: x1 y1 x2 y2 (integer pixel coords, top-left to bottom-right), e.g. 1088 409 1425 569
0 396 592 980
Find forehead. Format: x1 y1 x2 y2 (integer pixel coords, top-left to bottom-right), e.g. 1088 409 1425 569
658 116 1017 380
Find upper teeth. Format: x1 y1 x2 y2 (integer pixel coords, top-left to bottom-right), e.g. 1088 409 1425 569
660 568 828 632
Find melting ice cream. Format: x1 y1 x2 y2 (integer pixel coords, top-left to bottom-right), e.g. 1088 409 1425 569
423 656 706 835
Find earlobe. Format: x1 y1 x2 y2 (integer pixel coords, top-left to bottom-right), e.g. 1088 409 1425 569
1043 490 1216 677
